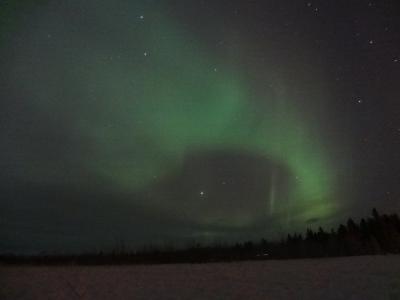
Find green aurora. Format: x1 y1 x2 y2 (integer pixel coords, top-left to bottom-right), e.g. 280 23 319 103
0 0 350 249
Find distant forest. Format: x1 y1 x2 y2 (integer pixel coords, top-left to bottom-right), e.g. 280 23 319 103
2 209 400 265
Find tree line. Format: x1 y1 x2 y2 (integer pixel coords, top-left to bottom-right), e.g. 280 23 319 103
1 208 400 265
274 208 400 258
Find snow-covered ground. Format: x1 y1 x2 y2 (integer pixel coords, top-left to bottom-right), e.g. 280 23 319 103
1 255 400 299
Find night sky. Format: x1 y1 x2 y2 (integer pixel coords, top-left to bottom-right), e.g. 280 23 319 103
1 0 399 254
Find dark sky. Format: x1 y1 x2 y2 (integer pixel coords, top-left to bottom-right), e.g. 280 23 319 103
1 0 399 254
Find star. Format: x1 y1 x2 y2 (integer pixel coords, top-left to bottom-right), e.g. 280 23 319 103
369 40 374 45
199 191 205 196
139 15 144 19
143 52 148 56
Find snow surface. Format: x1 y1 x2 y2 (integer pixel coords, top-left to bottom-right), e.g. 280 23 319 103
1 255 400 299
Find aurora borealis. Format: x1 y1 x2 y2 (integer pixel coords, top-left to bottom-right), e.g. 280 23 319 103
1 0 399 253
